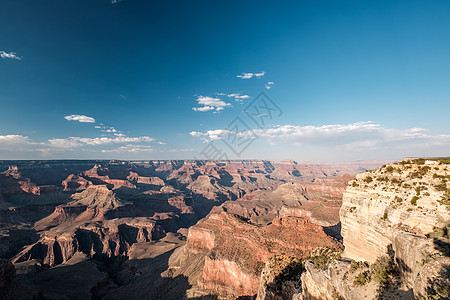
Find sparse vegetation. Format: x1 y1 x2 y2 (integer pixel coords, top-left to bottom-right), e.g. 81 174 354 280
308 247 342 270
434 182 448 192
438 189 450 210
370 256 395 287
412 158 426 165
386 166 394 173
365 176 373 183
411 196 419 206
351 260 369 271
354 271 371 286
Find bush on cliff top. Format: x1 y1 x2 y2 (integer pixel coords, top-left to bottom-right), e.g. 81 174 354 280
354 271 371 286
308 247 342 270
438 189 450 210
370 256 395 287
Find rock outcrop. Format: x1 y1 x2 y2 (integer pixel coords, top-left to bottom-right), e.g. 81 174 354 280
169 212 339 299
297 159 450 300
0 259 16 299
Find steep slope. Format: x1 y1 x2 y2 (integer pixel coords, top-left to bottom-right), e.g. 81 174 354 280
288 159 450 300
164 212 340 299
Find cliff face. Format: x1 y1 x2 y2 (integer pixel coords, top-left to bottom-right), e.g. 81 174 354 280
0 259 16 298
14 217 164 267
297 159 450 300
174 212 339 299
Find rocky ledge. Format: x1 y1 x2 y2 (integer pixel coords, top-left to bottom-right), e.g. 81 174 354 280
293 159 450 300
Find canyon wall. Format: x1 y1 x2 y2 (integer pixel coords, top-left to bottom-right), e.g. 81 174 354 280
295 160 450 300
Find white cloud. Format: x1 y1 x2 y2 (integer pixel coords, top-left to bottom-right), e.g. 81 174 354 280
192 96 231 112
190 129 250 142
64 114 95 123
228 93 250 102
265 82 275 90
193 106 215 112
0 51 21 60
237 71 265 79
101 145 154 153
51 136 155 146
0 135 33 150
190 121 450 152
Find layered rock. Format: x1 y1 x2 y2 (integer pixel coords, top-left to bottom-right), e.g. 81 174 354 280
298 159 450 299
61 174 92 191
0 259 16 298
172 212 339 299
127 171 165 186
14 217 164 267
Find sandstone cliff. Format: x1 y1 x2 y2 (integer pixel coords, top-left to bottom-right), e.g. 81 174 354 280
166 212 340 299
293 159 450 300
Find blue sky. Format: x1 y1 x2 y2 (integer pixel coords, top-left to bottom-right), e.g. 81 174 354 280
1 0 450 161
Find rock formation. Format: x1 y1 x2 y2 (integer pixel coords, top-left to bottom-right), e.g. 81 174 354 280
0 159 391 299
165 212 339 299
0 259 16 299
291 159 450 300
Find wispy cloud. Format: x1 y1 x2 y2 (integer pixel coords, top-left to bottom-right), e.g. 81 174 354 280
0 51 21 60
190 121 450 152
0 135 34 150
48 136 154 148
190 129 249 142
227 93 250 103
236 71 265 79
101 145 154 153
265 81 275 90
192 96 232 112
64 114 96 123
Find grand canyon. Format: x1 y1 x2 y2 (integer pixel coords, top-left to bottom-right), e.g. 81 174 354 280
2 1 450 299
0 159 448 299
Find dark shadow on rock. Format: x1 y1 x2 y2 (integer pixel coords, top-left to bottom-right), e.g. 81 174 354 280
323 222 342 240
94 248 194 300
0 229 41 259
217 170 234 187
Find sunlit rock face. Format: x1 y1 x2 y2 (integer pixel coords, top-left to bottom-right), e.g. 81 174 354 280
0 159 389 299
297 160 450 300
182 212 339 298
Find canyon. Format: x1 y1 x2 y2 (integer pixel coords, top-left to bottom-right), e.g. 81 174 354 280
0 159 447 299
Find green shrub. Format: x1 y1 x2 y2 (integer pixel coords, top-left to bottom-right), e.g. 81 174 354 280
351 260 369 271
365 176 373 183
416 186 422 196
391 178 401 185
309 247 342 270
354 271 371 286
386 166 394 173
370 256 394 287
352 181 359 187
412 158 426 165
438 189 450 210
435 182 448 192
411 196 419 205
383 212 388 220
